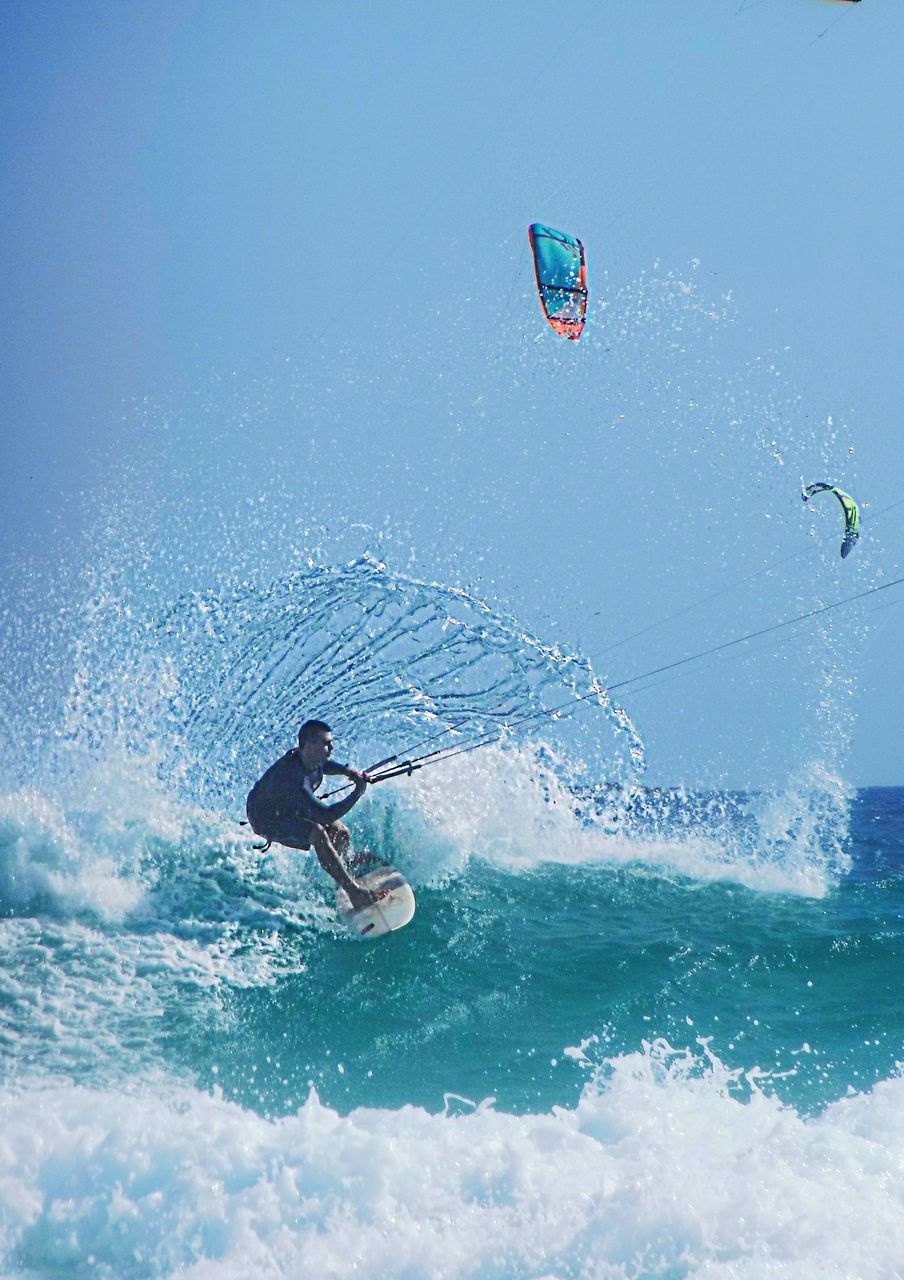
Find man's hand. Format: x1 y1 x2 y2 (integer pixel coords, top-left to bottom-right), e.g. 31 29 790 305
346 767 369 790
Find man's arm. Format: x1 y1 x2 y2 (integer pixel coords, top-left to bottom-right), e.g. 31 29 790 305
323 760 368 780
301 773 367 826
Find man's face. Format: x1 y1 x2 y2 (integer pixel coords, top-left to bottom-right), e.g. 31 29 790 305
301 729 333 766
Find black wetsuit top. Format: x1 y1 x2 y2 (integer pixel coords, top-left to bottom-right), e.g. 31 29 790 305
246 749 350 840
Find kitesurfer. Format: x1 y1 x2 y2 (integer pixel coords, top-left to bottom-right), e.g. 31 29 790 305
246 719 385 909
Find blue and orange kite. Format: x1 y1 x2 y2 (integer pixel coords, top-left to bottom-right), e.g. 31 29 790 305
528 223 588 341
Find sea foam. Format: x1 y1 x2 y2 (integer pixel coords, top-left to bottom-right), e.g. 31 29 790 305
1 1040 901 1280
373 743 843 898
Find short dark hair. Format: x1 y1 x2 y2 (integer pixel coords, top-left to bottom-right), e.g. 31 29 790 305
298 719 332 746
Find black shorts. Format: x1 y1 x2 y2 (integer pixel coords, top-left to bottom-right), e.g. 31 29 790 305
246 799 317 850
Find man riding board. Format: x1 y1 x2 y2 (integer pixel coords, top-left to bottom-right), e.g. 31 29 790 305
246 720 384 909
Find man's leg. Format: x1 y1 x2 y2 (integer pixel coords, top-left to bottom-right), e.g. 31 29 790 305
328 822 351 858
311 825 383 908
325 822 378 872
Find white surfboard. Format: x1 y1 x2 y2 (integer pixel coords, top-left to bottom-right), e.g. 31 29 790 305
336 865 416 939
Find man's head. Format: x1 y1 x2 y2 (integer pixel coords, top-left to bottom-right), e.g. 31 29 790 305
298 719 333 766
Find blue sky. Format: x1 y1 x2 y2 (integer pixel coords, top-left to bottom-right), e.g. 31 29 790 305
2 0 902 786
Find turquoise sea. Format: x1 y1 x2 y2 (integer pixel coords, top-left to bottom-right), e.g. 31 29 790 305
1 558 902 1279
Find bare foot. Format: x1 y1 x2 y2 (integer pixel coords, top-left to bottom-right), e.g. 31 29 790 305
348 883 390 910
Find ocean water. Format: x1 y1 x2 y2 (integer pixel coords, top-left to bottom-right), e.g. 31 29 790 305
1 558 902 1280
